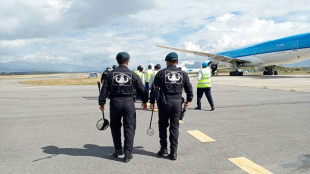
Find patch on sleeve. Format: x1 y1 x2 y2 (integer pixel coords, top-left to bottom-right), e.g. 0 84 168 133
165 70 183 84
112 72 132 86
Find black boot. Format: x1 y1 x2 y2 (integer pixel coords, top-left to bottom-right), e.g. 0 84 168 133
169 153 177 160
112 149 123 157
194 107 201 110
157 147 168 156
124 154 133 163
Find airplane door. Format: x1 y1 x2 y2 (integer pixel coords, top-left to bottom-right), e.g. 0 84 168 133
291 40 300 59
253 48 258 57
292 40 299 51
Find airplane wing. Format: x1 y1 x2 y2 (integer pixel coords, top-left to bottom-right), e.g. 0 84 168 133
156 45 249 64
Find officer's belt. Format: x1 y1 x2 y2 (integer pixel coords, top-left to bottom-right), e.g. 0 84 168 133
164 94 182 100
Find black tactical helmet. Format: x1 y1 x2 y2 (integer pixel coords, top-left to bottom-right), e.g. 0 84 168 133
112 65 117 69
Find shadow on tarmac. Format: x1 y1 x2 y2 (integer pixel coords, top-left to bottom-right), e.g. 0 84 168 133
187 108 214 112
281 154 310 172
33 144 156 163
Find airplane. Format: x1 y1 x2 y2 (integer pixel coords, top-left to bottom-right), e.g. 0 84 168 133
176 60 195 72
177 60 231 74
157 32 310 76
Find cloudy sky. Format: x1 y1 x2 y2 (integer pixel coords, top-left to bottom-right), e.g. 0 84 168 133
0 0 310 70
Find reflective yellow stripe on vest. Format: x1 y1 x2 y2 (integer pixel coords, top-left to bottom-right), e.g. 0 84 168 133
197 68 211 88
145 69 153 82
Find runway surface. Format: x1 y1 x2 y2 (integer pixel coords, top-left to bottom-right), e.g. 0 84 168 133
1 75 310 174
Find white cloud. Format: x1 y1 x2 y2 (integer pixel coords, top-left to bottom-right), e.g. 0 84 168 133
0 0 310 70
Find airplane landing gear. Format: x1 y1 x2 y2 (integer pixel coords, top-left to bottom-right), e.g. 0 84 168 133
211 64 218 76
230 71 243 76
263 66 278 75
229 62 243 76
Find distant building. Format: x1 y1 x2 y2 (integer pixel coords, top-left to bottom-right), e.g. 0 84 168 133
88 72 98 78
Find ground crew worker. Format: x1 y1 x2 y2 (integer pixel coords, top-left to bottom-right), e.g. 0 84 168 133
145 65 153 93
99 52 148 163
194 61 215 111
149 64 161 103
101 67 111 84
134 65 145 86
134 65 145 101
148 64 161 89
150 52 193 160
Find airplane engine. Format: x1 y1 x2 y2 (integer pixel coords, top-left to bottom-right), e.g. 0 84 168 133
210 63 218 75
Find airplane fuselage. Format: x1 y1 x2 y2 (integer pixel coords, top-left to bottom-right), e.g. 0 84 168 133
217 33 310 68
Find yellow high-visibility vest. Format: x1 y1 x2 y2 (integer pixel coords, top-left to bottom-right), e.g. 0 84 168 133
135 70 143 80
152 71 158 80
145 69 153 82
197 68 211 88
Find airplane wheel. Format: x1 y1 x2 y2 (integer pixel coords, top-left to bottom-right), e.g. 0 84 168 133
230 71 243 76
274 71 278 75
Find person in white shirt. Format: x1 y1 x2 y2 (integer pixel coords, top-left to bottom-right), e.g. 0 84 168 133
149 64 161 89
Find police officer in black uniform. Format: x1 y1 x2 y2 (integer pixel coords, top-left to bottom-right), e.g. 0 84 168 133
112 65 117 70
101 67 111 84
99 52 148 163
150 52 193 160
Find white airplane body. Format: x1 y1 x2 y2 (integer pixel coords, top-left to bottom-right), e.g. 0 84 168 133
158 33 310 75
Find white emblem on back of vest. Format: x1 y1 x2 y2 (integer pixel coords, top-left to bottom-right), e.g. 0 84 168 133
165 70 183 84
113 72 132 86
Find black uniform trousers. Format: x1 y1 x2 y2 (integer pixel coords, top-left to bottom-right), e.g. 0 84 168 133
145 82 150 94
109 97 136 156
197 87 214 109
158 98 182 153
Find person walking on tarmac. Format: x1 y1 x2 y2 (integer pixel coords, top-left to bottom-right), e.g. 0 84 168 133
134 65 145 86
101 67 111 84
148 64 161 89
150 52 193 160
194 61 215 111
144 65 153 93
99 52 148 163
134 65 145 101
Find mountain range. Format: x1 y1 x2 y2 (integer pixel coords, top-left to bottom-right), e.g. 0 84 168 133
1 59 310 73
0 61 104 73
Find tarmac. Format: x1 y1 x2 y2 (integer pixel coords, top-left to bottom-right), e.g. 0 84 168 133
1 74 310 174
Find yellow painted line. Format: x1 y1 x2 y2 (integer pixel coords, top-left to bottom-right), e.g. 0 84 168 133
179 120 183 123
228 157 273 174
187 130 216 142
